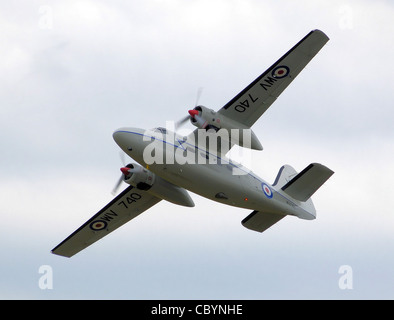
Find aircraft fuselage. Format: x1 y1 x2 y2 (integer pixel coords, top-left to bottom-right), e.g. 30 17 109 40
113 127 315 220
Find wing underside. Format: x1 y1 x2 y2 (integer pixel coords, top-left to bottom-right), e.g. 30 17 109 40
51 186 161 257
218 29 329 127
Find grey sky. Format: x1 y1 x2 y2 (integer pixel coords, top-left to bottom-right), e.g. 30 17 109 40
1 0 393 299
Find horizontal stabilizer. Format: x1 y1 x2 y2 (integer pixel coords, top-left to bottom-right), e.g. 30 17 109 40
281 163 334 202
242 210 286 233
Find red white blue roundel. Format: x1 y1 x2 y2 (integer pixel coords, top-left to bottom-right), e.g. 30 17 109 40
90 220 107 231
272 65 290 79
262 183 273 198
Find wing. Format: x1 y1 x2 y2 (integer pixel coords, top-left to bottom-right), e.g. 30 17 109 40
218 29 329 127
51 186 161 257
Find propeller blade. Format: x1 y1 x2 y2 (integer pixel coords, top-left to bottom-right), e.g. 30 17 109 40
119 150 126 166
194 87 203 107
111 166 136 195
175 114 190 130
112 152 127 195
111 175 124 196
175 87 204 131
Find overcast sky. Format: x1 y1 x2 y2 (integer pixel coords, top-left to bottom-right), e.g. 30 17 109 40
1 0 393 299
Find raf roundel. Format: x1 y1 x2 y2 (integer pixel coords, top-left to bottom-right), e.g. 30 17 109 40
89 220 108 231
272 65 290 79
262 183 273 198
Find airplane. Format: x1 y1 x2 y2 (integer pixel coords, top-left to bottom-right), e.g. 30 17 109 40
52 29 333 258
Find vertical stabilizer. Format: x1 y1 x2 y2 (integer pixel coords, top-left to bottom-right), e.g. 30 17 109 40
272 164 298 188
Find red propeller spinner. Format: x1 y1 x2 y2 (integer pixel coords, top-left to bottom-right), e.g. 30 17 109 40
188 109 199 118
120 167 131 176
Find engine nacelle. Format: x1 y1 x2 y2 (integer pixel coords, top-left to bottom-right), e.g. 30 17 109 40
123 164 155 191
123 163 194 207
189 105 263 150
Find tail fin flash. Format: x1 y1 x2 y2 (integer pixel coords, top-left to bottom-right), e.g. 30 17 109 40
281 163 334 202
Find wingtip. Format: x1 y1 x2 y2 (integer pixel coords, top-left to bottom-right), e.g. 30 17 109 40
51 249 72 258
312 29 330 41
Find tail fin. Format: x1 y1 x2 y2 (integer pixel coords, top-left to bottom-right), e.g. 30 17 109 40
281 163 334 202
272 164 298 188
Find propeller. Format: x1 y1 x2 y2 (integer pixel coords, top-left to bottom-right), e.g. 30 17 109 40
111 164 136 195
189 109 206 128
111 152 134 196
174 87 204 131
174 109 204 129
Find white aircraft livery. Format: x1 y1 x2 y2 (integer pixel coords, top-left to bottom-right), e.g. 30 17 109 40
52 29 333 258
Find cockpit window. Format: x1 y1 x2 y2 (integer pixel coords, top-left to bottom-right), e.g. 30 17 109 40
153 127 167 134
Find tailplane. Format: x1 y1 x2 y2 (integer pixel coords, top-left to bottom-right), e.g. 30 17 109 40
281 163 334 202
242 211 285 233
277 163 334 220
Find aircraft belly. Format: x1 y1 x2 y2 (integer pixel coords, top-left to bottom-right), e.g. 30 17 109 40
151 163 252 209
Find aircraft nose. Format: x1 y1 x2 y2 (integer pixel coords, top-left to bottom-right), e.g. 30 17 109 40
113 129 126 146
113 128 136 152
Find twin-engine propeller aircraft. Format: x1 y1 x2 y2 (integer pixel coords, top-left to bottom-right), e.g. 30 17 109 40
52 29 333 257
